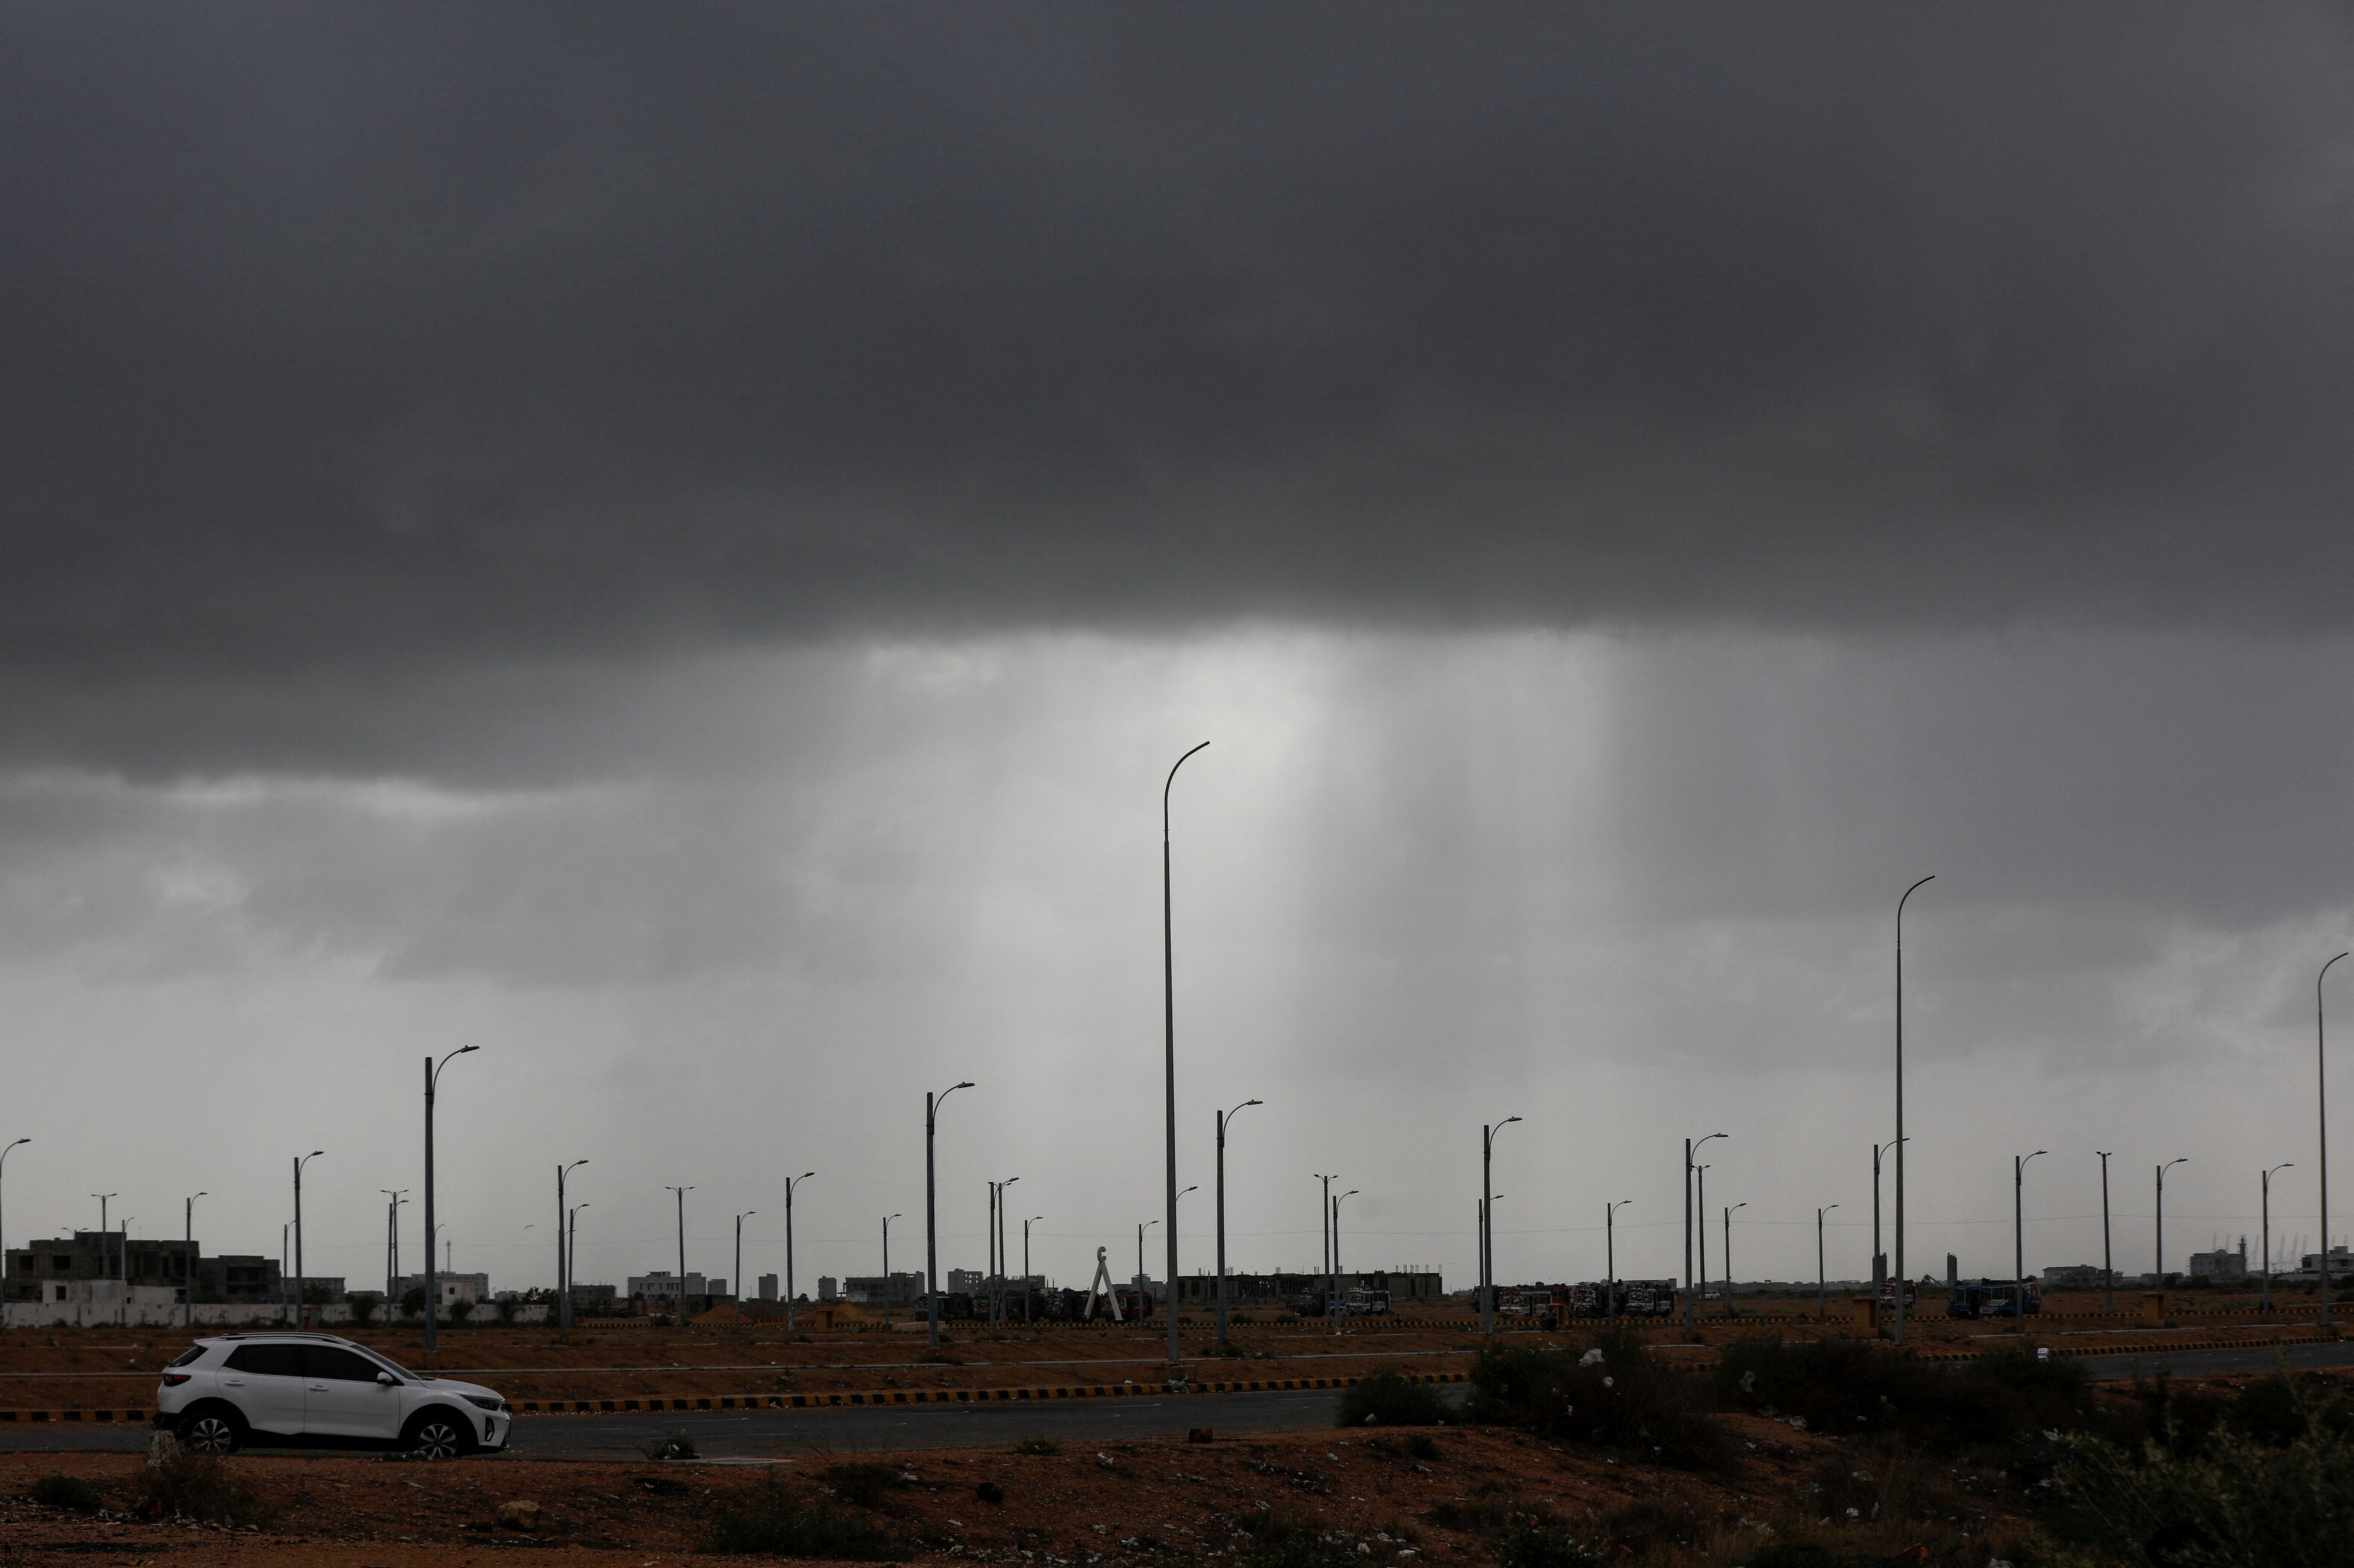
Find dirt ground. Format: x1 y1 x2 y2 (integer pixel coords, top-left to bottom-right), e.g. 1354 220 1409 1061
0 1291 2328 1412
0 1414 2052 1567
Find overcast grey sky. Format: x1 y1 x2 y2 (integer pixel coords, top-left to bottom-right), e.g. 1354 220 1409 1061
3 4 2353 1298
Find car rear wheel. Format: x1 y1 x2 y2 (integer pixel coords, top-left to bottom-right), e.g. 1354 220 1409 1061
404 1409 473 1461
179 1406 244 1454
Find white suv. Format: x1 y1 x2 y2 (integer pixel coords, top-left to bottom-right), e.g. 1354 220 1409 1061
155 1332 509 1458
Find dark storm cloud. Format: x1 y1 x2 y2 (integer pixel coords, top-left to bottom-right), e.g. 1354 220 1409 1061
4 2 2352 746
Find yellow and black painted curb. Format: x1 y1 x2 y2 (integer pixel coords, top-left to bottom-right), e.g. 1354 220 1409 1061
507 1369 1468 1417
0 1370 1467 1426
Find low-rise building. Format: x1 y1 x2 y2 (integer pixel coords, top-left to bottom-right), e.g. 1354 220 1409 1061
2188 1241 2248 1283
841 1272 924 1307
2040 1264 2108 1290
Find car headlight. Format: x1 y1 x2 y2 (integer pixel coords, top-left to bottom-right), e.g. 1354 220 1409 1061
463 1395 505 1412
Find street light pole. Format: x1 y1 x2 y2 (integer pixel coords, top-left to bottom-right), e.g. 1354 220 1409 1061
184 1192 206 1330
882 1214 901 1327
2263 1163 2294 1313
1314 1174 1334 1311
1216 1099 1262 1346
1606 1201 1632 1322
0 1139 28 1291
556 1161 586 1331
2322 953 2348 1327
1023 1216 1042 1325
2097 1151 2114 1313
1871 1138 1904 1291
1694 1165 1712 1317
1895 873 1935 1346
1722 1202 1747 1318
2155 1158 2187 1288
992 1176 1018 1327
2014 1150 2045 1324
785 1172 815 1331
1163 741 1209 1372
1138 1218 1157 1292
926 1082 973 1350
665 1185 694 1318
292 1152 323 1330
734 1212 757 1326
1685 1133 1727 1330
423 1044 479 1351
1333 1190 1358 1296
1480 1117 1522 1334
1818 1204 1839 1320
92 1194 117 1308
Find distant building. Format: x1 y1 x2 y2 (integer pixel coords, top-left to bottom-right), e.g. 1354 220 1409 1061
815 1276 834 1301
628 1270 728 1308
2041 1264 2107 1289
392 1272 489 1310
946 1268 984 1294
841 1272 924 1307
2300 1245 2354 1277
568 1283 619 1312
1172 1268 1444 1306
760 1274 780 1302
2188 1240 2248 1283
6 1234 288 1305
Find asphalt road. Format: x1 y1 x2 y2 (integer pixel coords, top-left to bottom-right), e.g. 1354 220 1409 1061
11 1343 2354 1459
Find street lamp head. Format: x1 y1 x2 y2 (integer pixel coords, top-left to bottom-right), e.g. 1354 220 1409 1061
1244 1099 1263 1108
457 1043 479 1055
1503 1116 1522 1126
10 1138 27 1147
1824 1202 1839 1211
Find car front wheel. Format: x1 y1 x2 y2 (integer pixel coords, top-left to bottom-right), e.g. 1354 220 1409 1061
404 1410 473 1461
179 1407 244 1454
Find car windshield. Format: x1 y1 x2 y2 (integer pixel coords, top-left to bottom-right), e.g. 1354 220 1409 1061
356 1347 420 1381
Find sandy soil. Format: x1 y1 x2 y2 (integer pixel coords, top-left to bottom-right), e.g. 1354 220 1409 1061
0 1413 2055 1567
0 1292 2323 1412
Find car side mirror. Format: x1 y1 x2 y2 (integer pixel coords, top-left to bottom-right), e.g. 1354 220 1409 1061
377 1372 397 1386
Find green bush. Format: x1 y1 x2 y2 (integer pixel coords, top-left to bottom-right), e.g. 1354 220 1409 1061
693 1473 908 1560
1336 1371 1446 1427
1467 1334 1726 1470
30 1473 101 1513
1714 1335 2092 1452
2060 1369 2354 1567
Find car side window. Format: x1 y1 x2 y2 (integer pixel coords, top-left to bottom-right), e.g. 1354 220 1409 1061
304 1346 389 1382
223 1344 303 1376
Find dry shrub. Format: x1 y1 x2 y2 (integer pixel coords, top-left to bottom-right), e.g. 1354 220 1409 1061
30 1473 101 1513
1468 1333 1727 1470
132 1439 268 1526
692 1472 907 1560
1336 1371 1447 1428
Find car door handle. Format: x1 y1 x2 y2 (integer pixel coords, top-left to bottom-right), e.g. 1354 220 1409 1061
222 1378 244 1386
307 1383 329 1391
